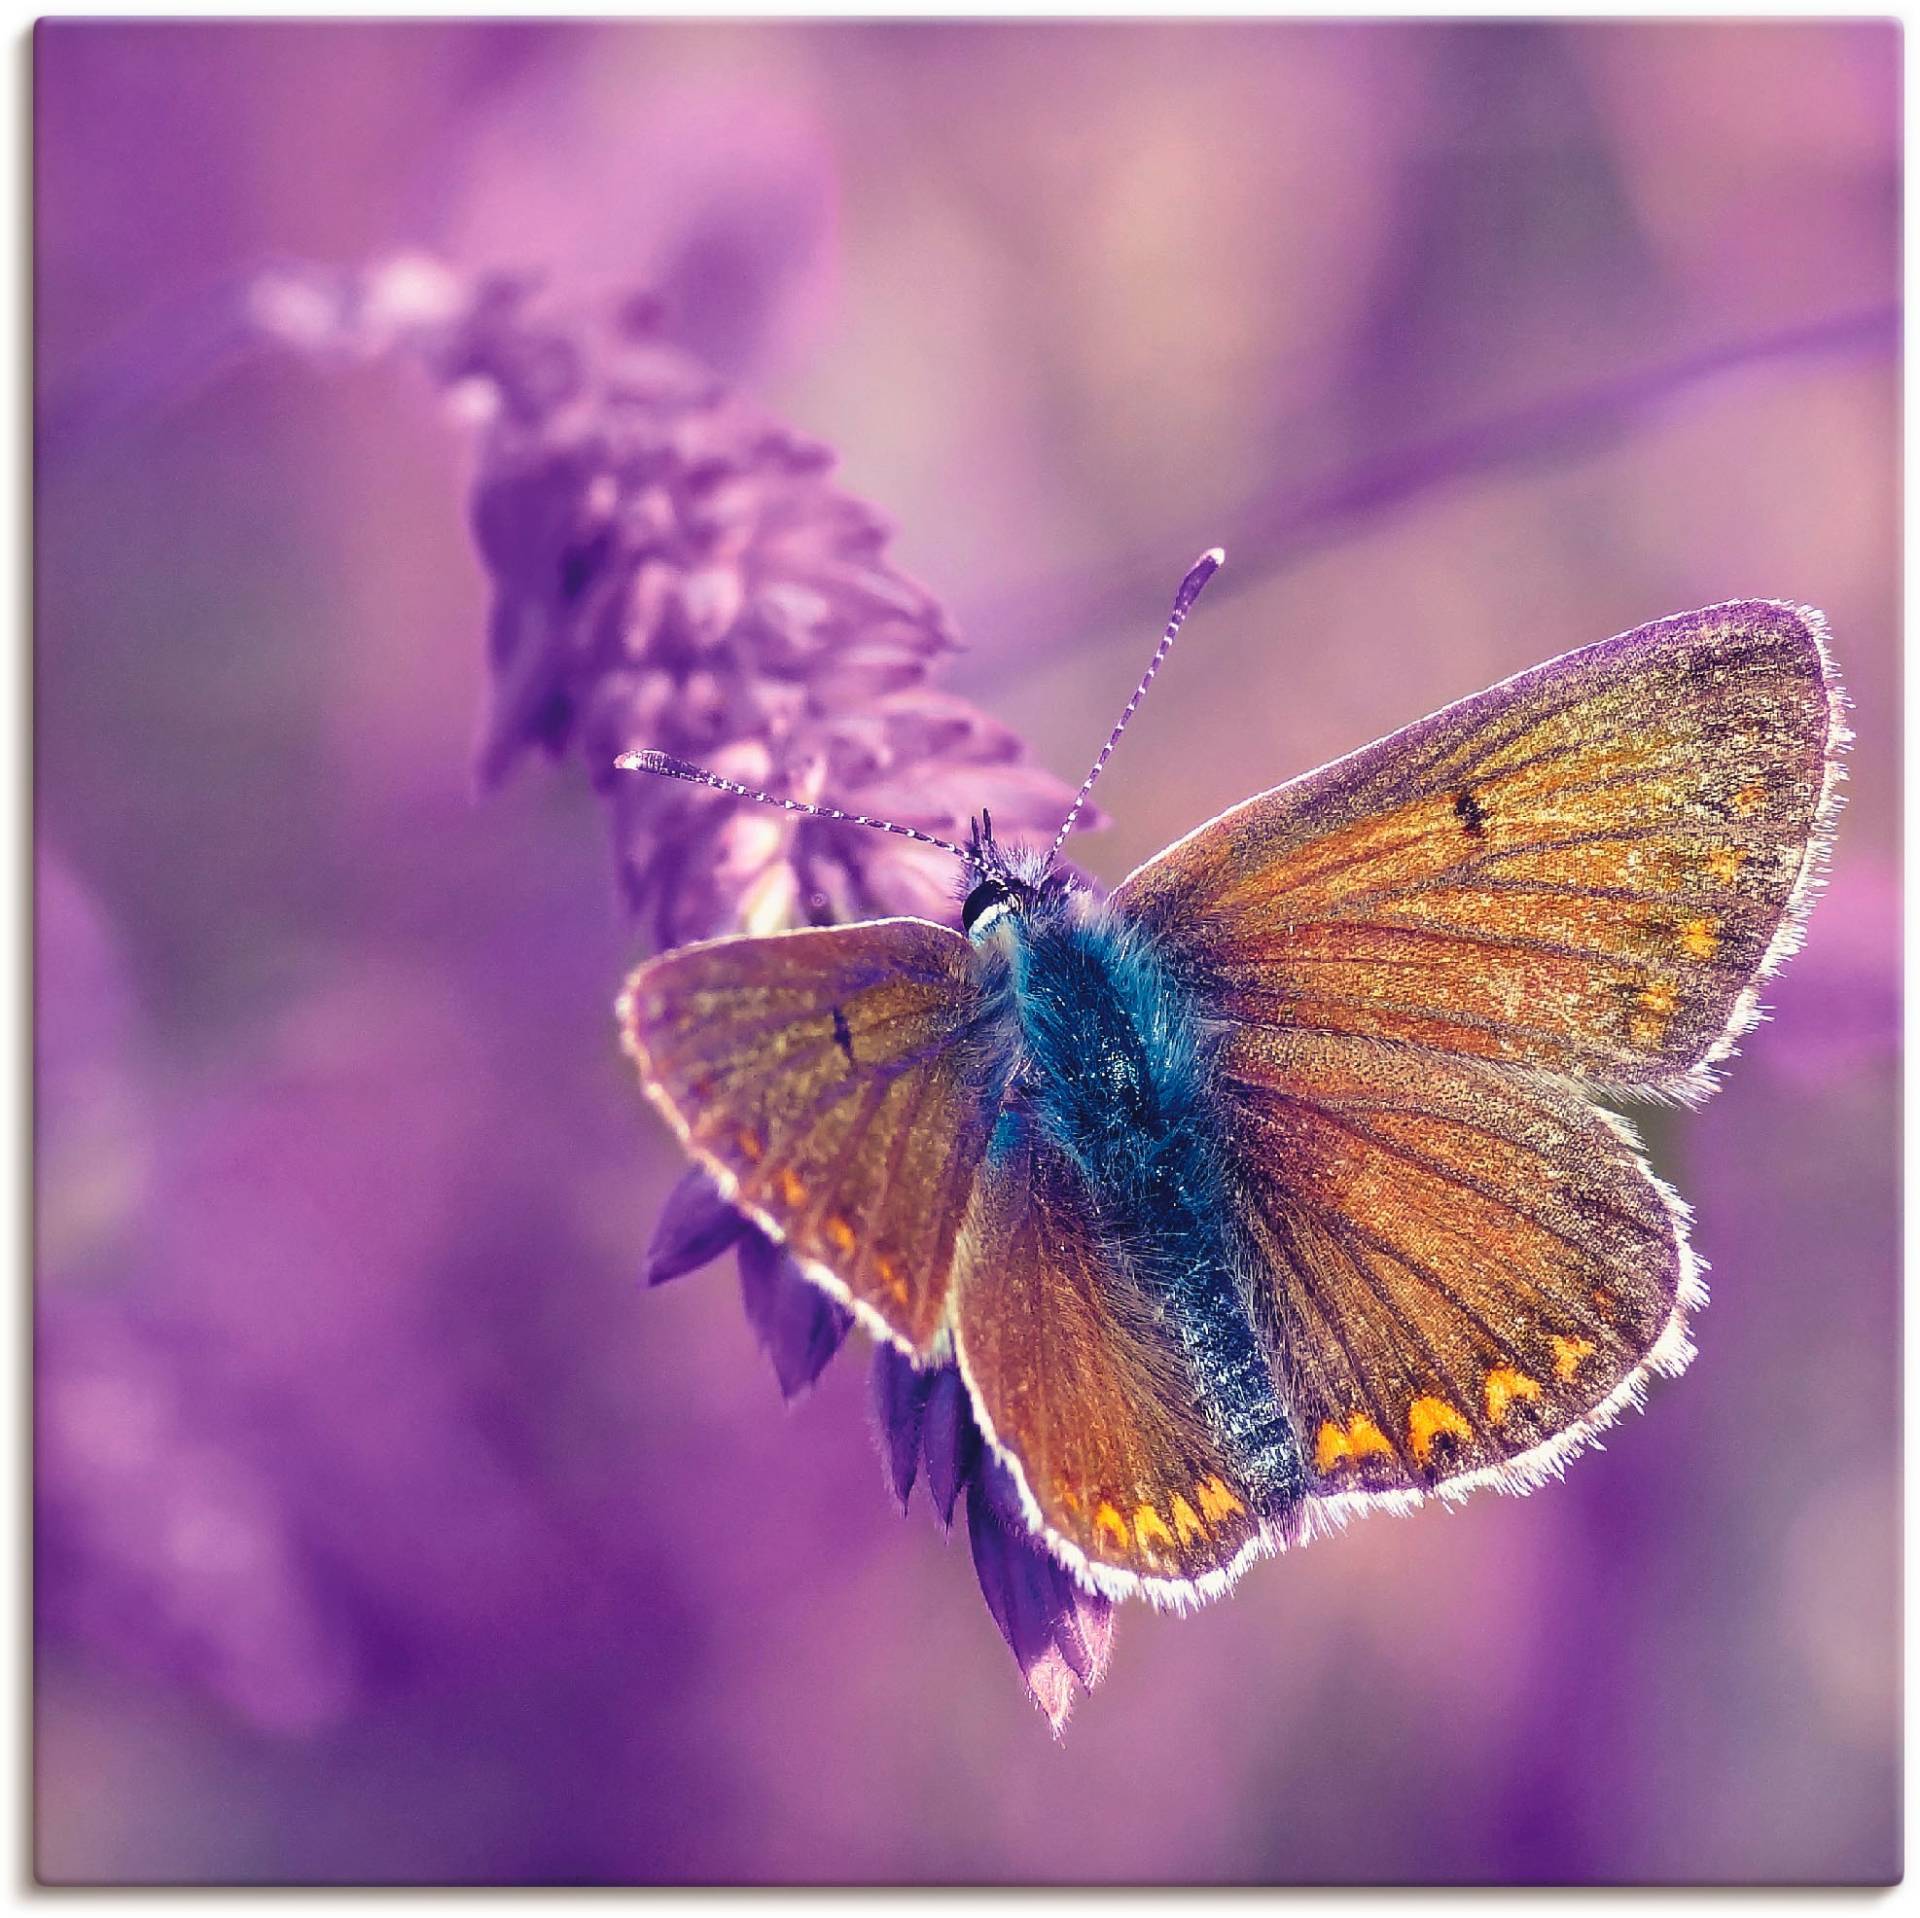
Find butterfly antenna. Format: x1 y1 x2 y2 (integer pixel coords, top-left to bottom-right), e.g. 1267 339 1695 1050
615 749 991 874
1046 546 1225 866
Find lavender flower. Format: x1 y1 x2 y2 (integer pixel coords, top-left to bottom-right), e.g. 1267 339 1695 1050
736 1233 854 1401
247 257 1113 1722
967 1460 1116 1733
249 256 1080 947
644 1163 748 1288
869 1343 935 1514
917 1362 983 1530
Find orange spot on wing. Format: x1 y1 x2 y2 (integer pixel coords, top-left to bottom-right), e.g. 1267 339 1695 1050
1706 846 1748 883
734 1126 766 1163
823 1214 856 1257
1731 781 1767 815
1551 1334 1597 1381
1484 1366 1543 1423
774 1166 808 1208
1631 979 1678 1049
1169 1494 1206 1545
1408 1395 1472 1466
1196 1476 1245 1524
872 1251 909 1304
1094 1502 1130 1550
1678 917 1719 960
1133 1504 1175 1554
1315 1412 1396 1473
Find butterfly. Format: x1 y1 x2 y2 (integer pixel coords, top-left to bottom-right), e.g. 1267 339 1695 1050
615 552 1845 1607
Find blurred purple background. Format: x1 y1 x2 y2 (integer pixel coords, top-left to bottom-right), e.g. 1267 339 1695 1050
35 19 1898 1885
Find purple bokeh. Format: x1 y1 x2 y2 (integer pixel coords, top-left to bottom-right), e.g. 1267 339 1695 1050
35 19 1897 1885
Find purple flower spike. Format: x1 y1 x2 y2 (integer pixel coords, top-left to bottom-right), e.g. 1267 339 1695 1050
245 259 1087 949
251 258 1127 1726
869 1346 936 1513
735 1233 852 1401
645 1166 747 1287
919 1366 980 1528
966 1461 1114 1734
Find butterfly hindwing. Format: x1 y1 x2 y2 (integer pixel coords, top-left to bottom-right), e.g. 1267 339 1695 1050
1114 601 1844 1096
952 1109 1269 1596
1219 1028 1695 1512
620 919 1012 1353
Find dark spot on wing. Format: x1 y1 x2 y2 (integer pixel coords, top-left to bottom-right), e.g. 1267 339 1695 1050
831 1005 854 1060
1453 789 1487 836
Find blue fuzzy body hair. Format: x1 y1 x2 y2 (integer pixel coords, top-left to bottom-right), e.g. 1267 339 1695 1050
996 887 1303 1512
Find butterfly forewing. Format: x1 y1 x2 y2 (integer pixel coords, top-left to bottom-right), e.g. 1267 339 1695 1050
952 1111 1267 1594
620 919 1013 1352
1114 601 1844 1095
1221 1029 1695 1508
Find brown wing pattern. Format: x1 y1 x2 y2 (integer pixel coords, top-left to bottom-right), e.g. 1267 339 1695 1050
620 919 1012 1353
952 1112 1266 1594
1115 602 1844 1095
1220 1028 1695 1508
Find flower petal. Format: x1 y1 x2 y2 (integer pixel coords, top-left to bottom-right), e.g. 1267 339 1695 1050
920 1366 980 1528
1048 1576 1115 1692
645 1166 747 1287
966 1464 1110 1734
736 1233 852 1400
869 1346 935 1514
1019 1644 1080 1736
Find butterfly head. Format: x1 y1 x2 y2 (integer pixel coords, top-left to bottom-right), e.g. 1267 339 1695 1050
956 547 1227 949
959 810 1072 945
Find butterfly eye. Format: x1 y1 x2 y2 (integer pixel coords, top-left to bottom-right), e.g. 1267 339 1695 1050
961 878 1013 937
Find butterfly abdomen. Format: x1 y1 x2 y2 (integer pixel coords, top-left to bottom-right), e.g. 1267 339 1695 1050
1010 900 1305 1515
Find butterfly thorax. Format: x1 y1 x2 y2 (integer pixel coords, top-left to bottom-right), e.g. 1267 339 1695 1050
972 877 1306 1517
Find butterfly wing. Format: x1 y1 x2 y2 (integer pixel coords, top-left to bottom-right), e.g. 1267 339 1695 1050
1220 1027 1696 1519
1113 601 1845 1097
620 918 1013 1353
951 1108 1269 1598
